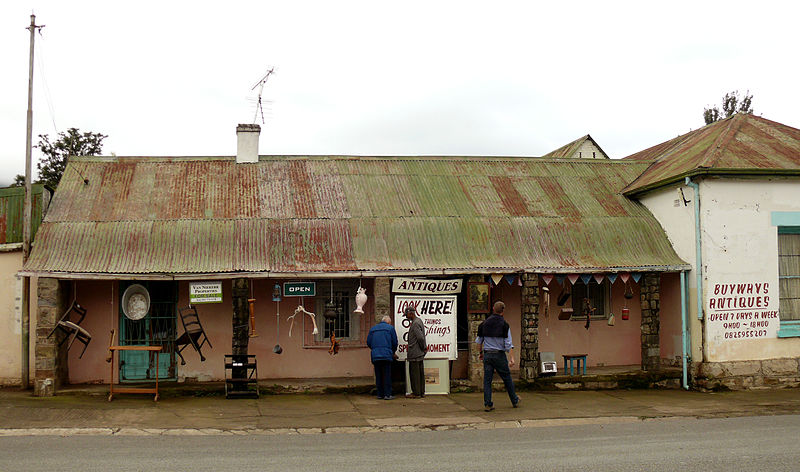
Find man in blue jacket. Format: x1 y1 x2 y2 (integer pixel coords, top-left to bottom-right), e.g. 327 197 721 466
367 315 399 400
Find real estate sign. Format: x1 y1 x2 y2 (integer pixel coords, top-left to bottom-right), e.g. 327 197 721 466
189 281 223 304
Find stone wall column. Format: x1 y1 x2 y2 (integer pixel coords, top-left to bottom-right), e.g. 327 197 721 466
640 273 661 371
468 312 487 385
374 277 390 324
231 278 251 382
520 273 540 381
34 278 67 396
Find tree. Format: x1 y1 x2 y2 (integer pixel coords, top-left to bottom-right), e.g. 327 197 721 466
704 90 754 125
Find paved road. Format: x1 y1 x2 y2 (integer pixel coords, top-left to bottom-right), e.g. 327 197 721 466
2 414 798 471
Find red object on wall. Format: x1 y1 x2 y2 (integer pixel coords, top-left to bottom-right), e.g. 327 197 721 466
621 307 630 320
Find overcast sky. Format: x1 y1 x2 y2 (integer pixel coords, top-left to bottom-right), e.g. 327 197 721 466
1 1 798 185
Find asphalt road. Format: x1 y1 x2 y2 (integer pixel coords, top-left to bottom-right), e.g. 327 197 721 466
2 414 798 472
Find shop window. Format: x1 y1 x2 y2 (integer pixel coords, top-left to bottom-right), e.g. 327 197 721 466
314 279 362 343
777 227 800 337
571 280 608 320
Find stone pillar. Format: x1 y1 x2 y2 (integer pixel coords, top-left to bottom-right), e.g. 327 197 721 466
374 277 391 324
520 273 540 381
34 278 67 396
231 278 251 381
640 273 661 371
468 312 487 384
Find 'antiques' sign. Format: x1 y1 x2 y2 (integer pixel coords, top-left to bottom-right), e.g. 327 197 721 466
707 281 778 341
392 277 462 295
190 282 223 304
394 295 457 361
283 282 316 297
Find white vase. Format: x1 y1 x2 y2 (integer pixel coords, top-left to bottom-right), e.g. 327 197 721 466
354 287 367 313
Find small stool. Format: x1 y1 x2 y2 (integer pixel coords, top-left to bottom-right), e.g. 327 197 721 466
562 354 587 376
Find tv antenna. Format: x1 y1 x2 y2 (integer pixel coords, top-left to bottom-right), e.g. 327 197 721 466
251 67 274 125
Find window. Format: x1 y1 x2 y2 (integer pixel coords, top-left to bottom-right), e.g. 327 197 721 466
571 280 608 319
778 227 800 337
314 279 362 342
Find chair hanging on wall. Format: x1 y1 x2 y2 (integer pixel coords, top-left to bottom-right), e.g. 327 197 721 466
47 295 92 359
176 306 212 365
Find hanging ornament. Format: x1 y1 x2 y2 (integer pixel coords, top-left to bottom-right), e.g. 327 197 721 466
248 298 258 338
567 274 579 285
517 276 523 287
272 283 282 302
354 286 367 314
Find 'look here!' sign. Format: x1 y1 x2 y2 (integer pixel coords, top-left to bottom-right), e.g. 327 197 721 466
394 295 457 361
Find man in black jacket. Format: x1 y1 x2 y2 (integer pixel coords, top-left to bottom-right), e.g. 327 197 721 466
475 301 520 411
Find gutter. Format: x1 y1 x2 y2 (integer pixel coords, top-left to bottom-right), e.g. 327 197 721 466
685 177 704 366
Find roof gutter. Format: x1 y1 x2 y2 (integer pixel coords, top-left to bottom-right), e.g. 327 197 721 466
624 168 800 198
18 264 692 280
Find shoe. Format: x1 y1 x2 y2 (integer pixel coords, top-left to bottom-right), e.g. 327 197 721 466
512 397 521 408
405 394 418 399
384 395 395 400
484 405 495 412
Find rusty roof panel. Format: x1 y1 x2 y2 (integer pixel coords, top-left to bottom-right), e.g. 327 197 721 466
624 114 800 194
0 185 48 244
26 156 686 275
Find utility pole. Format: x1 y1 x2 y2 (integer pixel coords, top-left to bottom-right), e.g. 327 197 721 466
22 13 43 390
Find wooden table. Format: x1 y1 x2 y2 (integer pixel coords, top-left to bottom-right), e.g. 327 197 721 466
562 353 587 376
108 345 162 401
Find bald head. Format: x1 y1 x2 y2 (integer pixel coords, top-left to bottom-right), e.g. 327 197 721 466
493 301 505 315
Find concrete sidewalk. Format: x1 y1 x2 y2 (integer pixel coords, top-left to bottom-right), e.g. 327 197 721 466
1 386 800 436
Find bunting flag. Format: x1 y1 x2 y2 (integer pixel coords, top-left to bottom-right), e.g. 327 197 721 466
555 275 566 286
593 274 605 284
491 274 503 286
541 274 554 286
607 273 618 285
504 274 516 285
619 272 630 283
517 276 523 286
567 274 579 285
631 273 642 283
580 274 592 285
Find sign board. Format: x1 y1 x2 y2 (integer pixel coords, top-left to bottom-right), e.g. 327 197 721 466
283 282 316 297
392 277 462 295
707 280 778 341
394 295 457 361
405 358 450 395
189 281 223 304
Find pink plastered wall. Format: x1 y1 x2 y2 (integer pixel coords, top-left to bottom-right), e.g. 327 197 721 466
69 279 376 384
538 280 642 367
659 273 683 365
486 282 522 372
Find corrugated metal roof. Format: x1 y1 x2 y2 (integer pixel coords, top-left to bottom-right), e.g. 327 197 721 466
623 114 800 195
24 156 688 277
0 185 49 244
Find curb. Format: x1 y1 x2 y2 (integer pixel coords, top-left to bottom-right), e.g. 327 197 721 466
0 415 688 437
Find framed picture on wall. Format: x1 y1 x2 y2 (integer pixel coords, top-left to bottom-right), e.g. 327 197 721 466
467 282 491 313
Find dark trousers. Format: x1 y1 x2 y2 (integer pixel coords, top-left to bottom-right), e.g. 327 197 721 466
483 351 518 407
408 359 425 397
373 360 392 398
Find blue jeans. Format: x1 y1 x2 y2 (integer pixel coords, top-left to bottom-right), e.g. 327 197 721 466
373 360 393 398
483 351 518 407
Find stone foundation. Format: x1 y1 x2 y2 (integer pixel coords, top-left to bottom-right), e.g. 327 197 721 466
34 278 68 396
693 358 800 390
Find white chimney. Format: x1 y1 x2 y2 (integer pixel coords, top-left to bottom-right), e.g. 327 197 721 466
236 124 260 163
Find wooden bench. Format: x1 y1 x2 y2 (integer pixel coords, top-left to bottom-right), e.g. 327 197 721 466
562 354 587 376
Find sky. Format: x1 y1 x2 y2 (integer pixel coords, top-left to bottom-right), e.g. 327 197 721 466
1 1 799 186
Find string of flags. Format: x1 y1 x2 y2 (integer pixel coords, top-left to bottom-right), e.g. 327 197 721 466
487 273 643 287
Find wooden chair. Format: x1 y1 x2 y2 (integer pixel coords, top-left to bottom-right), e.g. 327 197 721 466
176 306 212 365
47 300 92 359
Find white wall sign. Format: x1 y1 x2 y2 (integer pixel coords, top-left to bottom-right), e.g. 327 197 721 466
394 295 457 361
707 281 778 341
392 277 462 294
190 281 223 304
